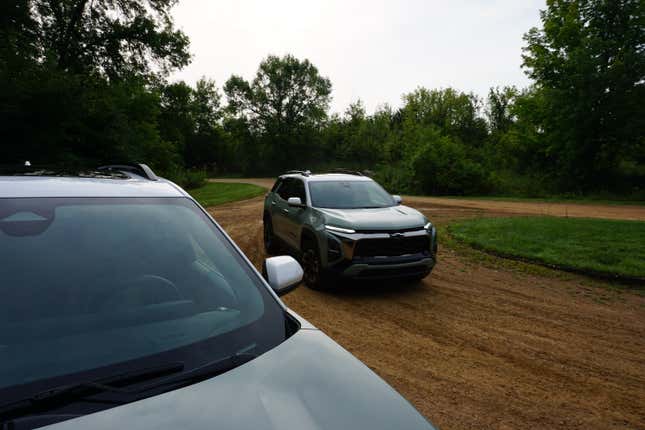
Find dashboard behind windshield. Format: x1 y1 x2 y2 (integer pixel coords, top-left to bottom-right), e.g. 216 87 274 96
0 197 290 407
308 180 396 209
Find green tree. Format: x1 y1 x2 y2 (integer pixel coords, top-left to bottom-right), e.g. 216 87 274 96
340 99 367 159
186 78 226 169
1 0 191 174
390 87 491 194
158 78 226 169
224 54 332 171
483 86 520 183
405 127 489 195
522 0 645 191
0 0 39 70
32 0 190 79
483 86 557 195
193 78 222 132
401 87 488 148
158 81 194 155
485 86 518 136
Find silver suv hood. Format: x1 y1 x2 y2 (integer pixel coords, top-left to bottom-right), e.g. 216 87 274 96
318 205 426 231
43 328 435 430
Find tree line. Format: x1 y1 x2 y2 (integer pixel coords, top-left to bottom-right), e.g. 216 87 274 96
1 0 643 196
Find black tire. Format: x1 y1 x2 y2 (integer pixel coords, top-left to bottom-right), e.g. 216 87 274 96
302 241 325 289
263 215 279 255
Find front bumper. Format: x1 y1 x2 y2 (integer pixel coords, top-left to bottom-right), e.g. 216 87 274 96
323 227 437 280
340 255 435 279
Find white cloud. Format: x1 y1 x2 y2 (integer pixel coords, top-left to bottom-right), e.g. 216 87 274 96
171 0 544 113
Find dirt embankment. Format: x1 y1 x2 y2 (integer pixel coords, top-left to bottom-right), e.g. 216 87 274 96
208 185 645 430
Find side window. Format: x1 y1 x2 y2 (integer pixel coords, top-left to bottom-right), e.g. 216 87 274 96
277 178 293 201
292 179 306 203
271 178 283 193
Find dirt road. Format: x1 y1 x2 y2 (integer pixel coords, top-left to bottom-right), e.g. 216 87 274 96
208 183 645 430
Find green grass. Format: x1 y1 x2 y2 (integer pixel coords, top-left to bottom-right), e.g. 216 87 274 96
189 182 266 207
448 217 645 280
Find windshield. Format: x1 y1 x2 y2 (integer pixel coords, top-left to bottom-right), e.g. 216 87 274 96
308 180 396 209
0 197 292 418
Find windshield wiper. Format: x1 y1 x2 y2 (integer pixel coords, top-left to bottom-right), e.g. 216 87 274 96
136 352 257 392
0 352 257 423
0 362 184 422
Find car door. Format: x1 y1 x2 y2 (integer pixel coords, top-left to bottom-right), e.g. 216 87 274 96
266 177 283 220
282 178 308 249
272 178 293 243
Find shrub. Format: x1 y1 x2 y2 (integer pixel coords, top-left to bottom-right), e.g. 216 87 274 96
406 132 490 195
373 163 415 195
182 169 208 189
162 167 207 189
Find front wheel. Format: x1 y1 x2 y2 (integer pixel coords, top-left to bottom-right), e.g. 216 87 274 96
302 243 325 289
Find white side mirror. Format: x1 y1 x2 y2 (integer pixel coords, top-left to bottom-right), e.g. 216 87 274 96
392 195 402 205
262 256 303 296
287 197 304 207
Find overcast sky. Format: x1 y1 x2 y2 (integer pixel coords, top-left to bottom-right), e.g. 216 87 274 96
171 0 545 114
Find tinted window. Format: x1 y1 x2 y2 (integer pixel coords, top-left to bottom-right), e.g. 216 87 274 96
277 178 293 200
292 179 307 202
271 178 282 192
0 197 292 422
309 181 395 209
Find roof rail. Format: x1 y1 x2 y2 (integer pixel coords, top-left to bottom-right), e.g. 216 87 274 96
97 164 158 181
284 170 311 177
328 168 363 176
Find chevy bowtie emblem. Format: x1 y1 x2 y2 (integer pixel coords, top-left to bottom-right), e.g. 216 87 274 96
390 232 404 238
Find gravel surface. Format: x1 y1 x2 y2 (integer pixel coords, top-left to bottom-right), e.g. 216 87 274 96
208 182 645 430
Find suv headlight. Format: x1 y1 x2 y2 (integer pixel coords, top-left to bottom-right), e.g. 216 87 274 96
325 225 356 234
423 222 437 255
425 222 438 255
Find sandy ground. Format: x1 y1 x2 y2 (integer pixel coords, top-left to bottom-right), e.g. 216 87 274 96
208 180 645 430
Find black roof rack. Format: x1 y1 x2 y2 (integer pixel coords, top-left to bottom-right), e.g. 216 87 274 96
1 162 130 179
328 168 364 176
284 170 311 177
97 164 158 181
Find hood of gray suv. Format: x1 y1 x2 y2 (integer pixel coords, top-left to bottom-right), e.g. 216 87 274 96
318 205 427 231
43 329 435 430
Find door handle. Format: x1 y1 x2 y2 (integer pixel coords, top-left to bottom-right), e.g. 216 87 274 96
282 209 289 214
271 201 276 206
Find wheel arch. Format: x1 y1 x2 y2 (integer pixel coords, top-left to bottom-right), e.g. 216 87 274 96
300 226 318 249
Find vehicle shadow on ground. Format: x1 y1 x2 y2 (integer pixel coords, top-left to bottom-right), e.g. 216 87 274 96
318 278 434 299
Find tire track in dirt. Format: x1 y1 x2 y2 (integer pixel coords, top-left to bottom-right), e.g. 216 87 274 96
208 192 645 430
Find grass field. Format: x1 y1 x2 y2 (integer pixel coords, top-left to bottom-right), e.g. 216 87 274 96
189 182 266 207
449 216 645 280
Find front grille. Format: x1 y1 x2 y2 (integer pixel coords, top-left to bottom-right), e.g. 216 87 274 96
354 235 429 257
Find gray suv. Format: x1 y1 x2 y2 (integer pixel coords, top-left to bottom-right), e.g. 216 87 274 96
0 164 436 430
263 171 437 288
